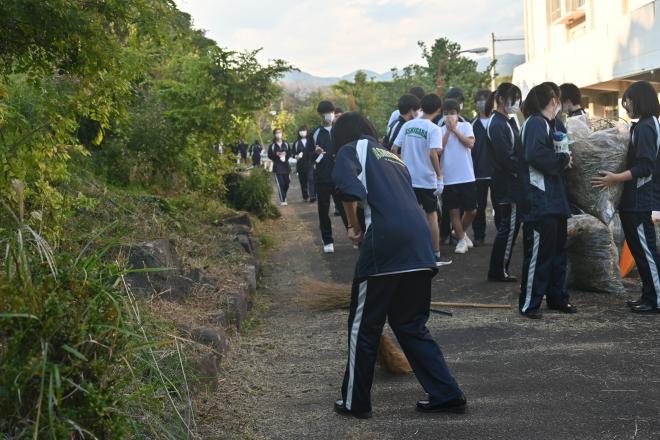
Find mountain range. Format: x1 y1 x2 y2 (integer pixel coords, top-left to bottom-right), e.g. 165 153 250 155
280 53 525 92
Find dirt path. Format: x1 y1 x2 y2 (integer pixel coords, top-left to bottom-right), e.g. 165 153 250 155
206 178 660 440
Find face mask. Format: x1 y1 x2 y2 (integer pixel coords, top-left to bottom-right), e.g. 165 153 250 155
476 100 487 114
505 100 521 115
323 112 335 123
554 101 562 117
299 131 307 138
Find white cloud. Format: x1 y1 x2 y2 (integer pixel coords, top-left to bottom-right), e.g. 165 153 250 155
174 0 524 76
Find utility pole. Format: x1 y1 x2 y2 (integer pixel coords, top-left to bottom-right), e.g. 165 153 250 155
489 33 525 90
490 33 497 90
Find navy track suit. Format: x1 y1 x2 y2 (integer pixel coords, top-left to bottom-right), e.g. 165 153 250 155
518 115 572 313
292 137 313 201
437 115 468 241
487 112 522 279
309 125 347 244
383 115 406 153
249 143 262 167
332 136 463 414
471 117 497 242
619 116 660 308
268 141 291 203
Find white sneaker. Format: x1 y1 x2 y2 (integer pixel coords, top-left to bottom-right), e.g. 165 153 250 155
280 201 288 206
454 239 468 254
323 243 335 254
464 235 474 248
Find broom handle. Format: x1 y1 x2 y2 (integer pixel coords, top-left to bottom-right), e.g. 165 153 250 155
431 301 511 309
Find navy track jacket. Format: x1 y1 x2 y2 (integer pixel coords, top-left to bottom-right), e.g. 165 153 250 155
620 116 660 212
519 115 571 221
332 136 437 278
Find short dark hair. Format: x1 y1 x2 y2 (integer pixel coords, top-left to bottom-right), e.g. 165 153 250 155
522 84 556 118
408 86 426 100
334 107 344 114
420 93 442 115
443 99 460 114
445 87 465 104
623 81 660 119
474 89 491 102
559 83 582 106
486 82 522 116
397 94 421 114
331 112 379 155
541 82 561 101
317 100 335 114
298 124 308 132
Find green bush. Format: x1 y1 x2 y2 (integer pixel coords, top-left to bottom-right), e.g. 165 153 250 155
231 168 280 219
0 207 194 439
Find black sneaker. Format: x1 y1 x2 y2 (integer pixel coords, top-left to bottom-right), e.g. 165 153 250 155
436 255 453 267
416 394 467 414
334 399 372 419
520 309 543 319
547 303 577 314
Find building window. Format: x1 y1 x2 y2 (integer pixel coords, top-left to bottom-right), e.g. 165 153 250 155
550 0 587 24
550 0 562 22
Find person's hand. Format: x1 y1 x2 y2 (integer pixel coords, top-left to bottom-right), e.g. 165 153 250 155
315 146 324 155
445 116 457 132
347 227 363 246
434 178 444 196
591 171 618 188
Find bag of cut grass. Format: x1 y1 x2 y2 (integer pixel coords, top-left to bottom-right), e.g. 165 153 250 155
565 116 629 225
567 214 624 294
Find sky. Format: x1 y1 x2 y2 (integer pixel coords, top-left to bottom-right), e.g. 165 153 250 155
173 0 525 77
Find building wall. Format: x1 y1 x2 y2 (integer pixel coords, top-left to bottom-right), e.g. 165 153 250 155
514 0 660 117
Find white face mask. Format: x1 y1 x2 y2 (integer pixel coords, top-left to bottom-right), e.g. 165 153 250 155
505 100 521 115
299 131 307 138
323 112 335 123
554 101 562 117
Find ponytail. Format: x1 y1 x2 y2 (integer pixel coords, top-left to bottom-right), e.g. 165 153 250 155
522 84 555 118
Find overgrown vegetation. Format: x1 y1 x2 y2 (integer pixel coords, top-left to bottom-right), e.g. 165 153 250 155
230 169 281 220
0 1 289 437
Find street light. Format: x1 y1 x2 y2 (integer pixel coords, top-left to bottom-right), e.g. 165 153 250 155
437 47 489 96
490 33 525 90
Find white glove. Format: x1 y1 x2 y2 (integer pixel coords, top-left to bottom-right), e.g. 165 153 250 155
434 178 444 196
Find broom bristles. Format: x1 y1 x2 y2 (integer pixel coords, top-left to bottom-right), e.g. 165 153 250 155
377 334 413 375
297 277 412 374
297 277 351 310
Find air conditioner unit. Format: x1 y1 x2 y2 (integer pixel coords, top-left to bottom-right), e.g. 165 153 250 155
552 0 586 25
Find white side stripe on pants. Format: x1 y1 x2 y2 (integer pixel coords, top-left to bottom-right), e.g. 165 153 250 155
273 175 284 203
522 230 540 313
346 280 368 410
503 204 517 277
637 224 660 308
